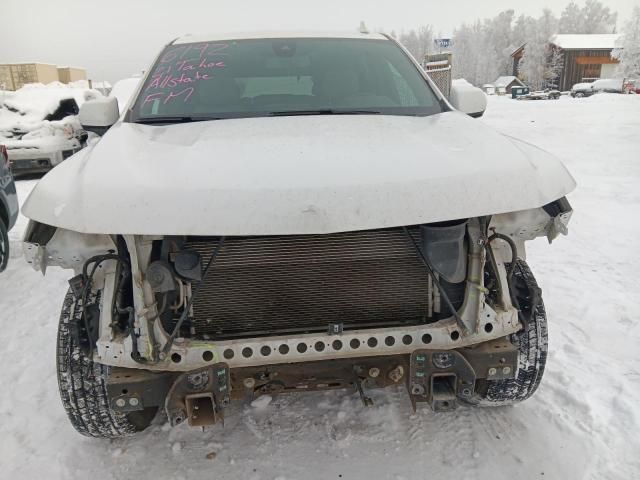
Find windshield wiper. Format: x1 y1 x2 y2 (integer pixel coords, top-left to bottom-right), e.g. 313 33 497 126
135 116 221 125
268 109 382 117
134 110 382 124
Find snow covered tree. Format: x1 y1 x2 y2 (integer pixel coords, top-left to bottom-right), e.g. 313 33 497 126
398 26 435 65
544 47 564 88
559 0 617 33
451 22 486 85
559 2 583 33
612 6 640 78
513 14 532 46
399 30 421 61
483 10 518 81
518 9 559 90
581 0 617 33
451 14 521 86
417 0 620 87
416 25 434 62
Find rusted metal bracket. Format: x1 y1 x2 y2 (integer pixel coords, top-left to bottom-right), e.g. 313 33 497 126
107 367 175 413
459 337 518 380
165 363 231 427
408 350 476 410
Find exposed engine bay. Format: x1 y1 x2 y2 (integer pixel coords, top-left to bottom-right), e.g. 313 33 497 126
23 198 571 427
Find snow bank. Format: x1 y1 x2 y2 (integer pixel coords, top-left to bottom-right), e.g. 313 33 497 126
583 91 636 103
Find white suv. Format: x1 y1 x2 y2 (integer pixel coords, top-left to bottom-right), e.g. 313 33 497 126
22 31 575 438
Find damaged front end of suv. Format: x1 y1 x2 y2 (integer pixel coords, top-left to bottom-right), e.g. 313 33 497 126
23 201 572 436
21 32 575 438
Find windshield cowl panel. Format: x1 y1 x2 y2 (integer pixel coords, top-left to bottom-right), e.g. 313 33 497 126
129 38 443 124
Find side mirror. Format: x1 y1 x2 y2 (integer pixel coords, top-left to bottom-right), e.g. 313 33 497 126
79 96 119 135
450 80 488 118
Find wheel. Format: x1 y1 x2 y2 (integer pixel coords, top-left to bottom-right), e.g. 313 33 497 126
0 217 8 273
465 259 547 406
57 288 158 438
575 92 584 98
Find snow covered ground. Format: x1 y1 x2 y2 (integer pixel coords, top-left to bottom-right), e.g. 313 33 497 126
1 94 639 480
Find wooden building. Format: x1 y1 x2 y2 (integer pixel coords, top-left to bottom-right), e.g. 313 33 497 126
512 34 621 91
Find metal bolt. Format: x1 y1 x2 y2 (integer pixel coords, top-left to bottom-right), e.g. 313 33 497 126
243 377 256 389
388 365 405 383
433 352 455 369
188 373 202 386
488 367 497 376
368 367 380 378
128 397 139 407
502 366 511 375
411 384 425 395
158 352 167 360
115 398 126 408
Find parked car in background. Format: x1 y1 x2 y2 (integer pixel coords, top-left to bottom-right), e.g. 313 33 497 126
519 89 561 100
23 31 574 439
591 78 624 94
623 79 639 94
570 83 595 98
0 84 101 176
0 144 19 272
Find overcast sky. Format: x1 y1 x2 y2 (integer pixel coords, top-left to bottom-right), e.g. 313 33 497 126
1 0 637 82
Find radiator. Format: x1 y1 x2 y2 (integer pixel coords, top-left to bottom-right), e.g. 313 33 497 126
183 227 433 339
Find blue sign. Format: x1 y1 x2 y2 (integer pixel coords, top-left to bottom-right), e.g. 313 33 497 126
434 38 452 48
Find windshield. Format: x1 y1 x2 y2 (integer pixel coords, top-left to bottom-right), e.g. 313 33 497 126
129 38 443 123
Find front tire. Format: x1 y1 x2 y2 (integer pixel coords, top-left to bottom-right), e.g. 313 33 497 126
466 260 548 406
57 288 157 438
0 217 8 273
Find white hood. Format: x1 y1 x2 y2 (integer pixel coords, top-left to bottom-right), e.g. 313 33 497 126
23 111 575 235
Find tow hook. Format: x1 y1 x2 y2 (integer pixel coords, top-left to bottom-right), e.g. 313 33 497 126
408 350 476 411
165 363 230 427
